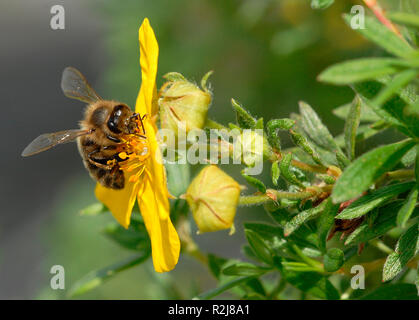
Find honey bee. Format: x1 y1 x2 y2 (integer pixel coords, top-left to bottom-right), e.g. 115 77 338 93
21 67 146 189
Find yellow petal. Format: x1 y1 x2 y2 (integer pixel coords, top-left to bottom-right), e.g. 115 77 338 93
136 18 159 117
95 170 140 229
143 120 171 220
137 168 180 272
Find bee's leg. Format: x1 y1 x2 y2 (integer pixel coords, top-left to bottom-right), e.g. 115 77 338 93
87 149 114 170
106 135 121 143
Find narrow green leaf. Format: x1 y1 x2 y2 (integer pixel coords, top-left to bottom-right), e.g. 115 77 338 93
255 117 264 129
290 129 323 165
343 14 414 58
299 101 347 162
222 262 270 276
271 161 280 186
207 254 229 279
383 223 419 282
344 95 361 160
416 145 419 183
360 283 418 300
195 276 254 300
396 187 418 227
344 201 419 246
402 146 417 167
68 253 150 298
317 198 340 252
353 80 419 137
318 58 404 85
333 100 381 123
332 140 415 203
102 221 150 251
284 200 328 236
336 150 350 169
278 266 340 300
266 118 295 150
388 12 419 29
231 98 257 129
373 69 419 107
280 153 305 188
241 170 266 193
324 248 344 272
244 229 274 265
311 0 334 10
337 181 415 219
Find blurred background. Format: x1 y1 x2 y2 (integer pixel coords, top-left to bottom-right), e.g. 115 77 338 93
0 0 410 299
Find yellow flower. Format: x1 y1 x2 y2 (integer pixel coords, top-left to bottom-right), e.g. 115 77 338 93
95 18 180 273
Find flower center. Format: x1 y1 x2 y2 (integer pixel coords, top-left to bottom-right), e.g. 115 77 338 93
114 117 150 183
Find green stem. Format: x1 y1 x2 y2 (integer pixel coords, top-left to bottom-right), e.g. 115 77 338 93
376 169 415 187
239 194 270 206
269 277 287 300
291 244 324 273
370 239 394 255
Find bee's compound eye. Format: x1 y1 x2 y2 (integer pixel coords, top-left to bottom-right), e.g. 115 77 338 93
107 105 125 134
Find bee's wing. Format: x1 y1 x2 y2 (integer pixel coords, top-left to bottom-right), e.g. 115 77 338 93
21 129 92 157
61 67 102 104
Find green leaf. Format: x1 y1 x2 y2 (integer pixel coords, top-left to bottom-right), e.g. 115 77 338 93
360 283 419 300
353 80 419 137
231 98 257 129
333 100 381 123
244 229 274 265
102 220 151 252
372 69 419 107
332 140 415 203
318 58 404 85
343 14 415 58
388 12 419 29
416 145 419 182
317 198 340 252
299 101 347 162
241 170 266 193
207 254 229 279
246 218 320 256
396 187 418 227
383 223 419 282
67 253 150 298
277 261 340 300
311 0 334 10
195 276 255 300
271 161 280 186
284 200 328 236
79 202 106 216
222 262 270 276
344 201 419 246
280 153 305 188
337 181 415 219
290 129 323 165
266 118 295 150
324 248 344 272
416 265 419 296
344 95 361 160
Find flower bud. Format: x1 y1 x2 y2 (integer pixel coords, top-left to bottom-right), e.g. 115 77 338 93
232 129 271 174
184 165 240 233
158 71 212 136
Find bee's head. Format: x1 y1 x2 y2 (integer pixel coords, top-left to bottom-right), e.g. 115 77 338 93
107 104 136 135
